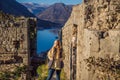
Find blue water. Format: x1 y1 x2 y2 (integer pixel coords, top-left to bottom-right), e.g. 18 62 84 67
37 29 58 54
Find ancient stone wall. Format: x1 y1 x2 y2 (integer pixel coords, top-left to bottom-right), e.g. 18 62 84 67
0 12 36 79
62 0 120 80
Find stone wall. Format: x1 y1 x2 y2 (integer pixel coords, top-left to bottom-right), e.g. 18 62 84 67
0 12 36 79
62 0 120 80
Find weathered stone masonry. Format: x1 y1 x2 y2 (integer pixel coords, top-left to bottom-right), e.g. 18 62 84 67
62 0 120 80
0 12 36 79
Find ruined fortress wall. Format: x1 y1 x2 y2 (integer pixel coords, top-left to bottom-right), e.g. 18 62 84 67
62 0 120 80
62 4 84 80
0 12 36 72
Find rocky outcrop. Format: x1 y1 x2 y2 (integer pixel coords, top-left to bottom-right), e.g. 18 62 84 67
0 12 36 79
62 0 120 80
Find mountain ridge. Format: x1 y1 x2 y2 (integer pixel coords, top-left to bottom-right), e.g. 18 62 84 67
0 0 35 17
0 0 60 28
37 3 73 26
21 3 49 15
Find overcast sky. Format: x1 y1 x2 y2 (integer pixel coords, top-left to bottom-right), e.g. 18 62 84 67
16 0 82 5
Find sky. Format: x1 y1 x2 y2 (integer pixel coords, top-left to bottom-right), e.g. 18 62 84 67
16 0 82 5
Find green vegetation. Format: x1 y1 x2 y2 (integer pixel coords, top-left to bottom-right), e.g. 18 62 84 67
37 64 48 80
13 66 27 79
0 66 26 80
37 64 66 80
0 71 11 80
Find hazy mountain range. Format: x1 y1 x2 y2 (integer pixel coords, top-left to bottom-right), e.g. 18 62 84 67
22 2 49 15
23 2 73 26
0 0 59 28
0 0 73 28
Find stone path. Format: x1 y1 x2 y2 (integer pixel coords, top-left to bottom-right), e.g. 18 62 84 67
35 75 56 80
51 78 56 80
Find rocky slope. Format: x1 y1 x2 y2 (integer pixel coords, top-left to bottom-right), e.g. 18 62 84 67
37 3 73 26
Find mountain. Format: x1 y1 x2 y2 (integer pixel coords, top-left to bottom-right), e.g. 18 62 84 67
37 3 73 26
37 19 61 29
0 0 35 17
0 0 60 28
22 3 49 15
